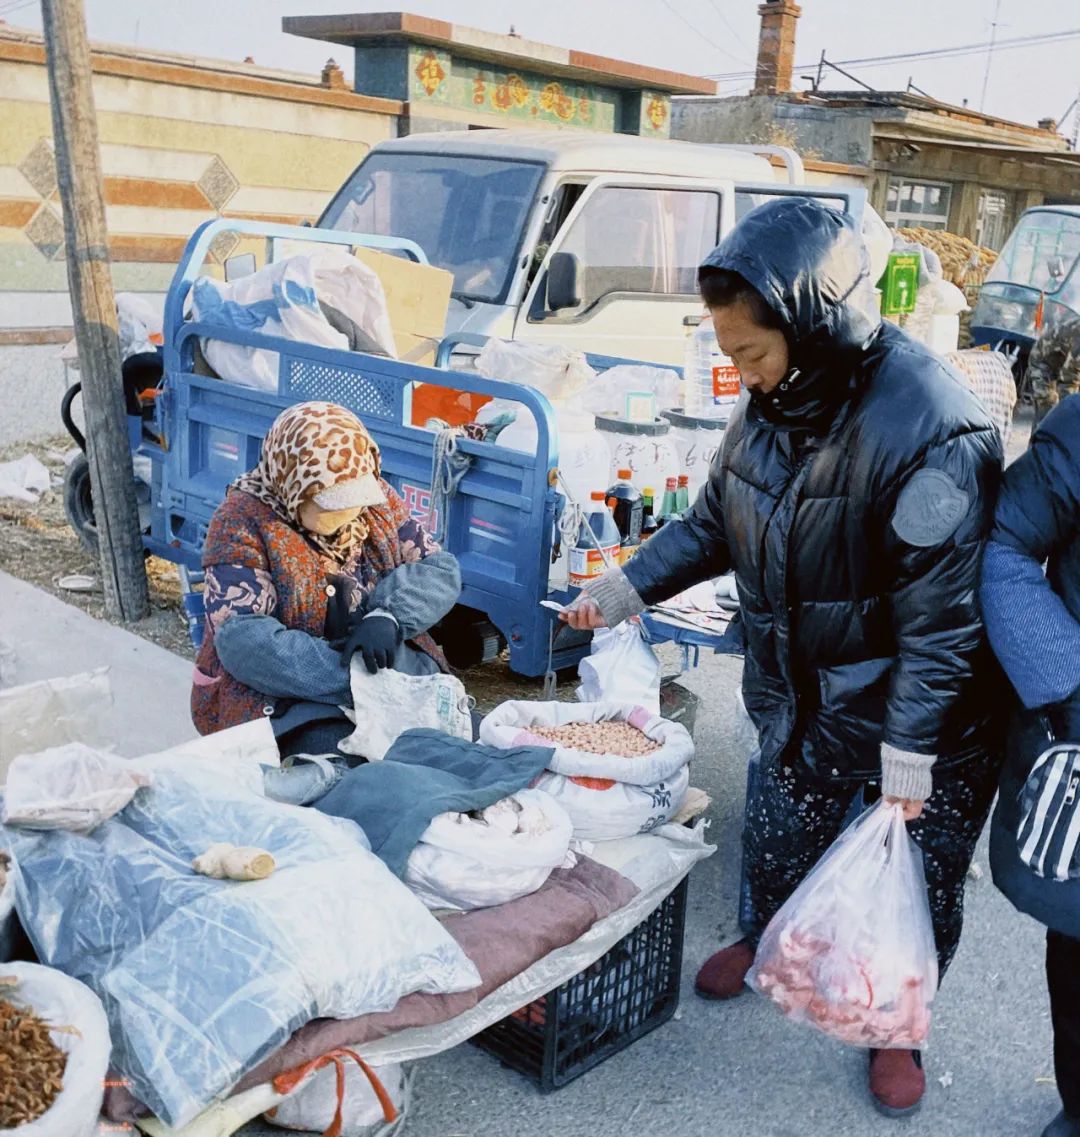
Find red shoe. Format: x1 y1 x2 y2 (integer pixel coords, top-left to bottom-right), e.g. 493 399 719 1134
694 939 755 1000
869 1049 925 1117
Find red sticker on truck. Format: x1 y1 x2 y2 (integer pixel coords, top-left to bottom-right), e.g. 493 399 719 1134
399 482 438 535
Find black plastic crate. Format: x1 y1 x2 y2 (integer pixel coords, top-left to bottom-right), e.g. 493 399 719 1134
473 876 689 1091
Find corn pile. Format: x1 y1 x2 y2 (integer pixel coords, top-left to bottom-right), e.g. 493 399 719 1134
0 998 67 1127
529 721 661 757
897 227 998 287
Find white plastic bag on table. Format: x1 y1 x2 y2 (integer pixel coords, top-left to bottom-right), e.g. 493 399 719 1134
748 801 938 1049
475 338 596 403
339 664 472 761
576 621 661 716
3 763 479 1127
190 250 395 391
3 743 150 832
264 1051 407 1137
404 789 575 911
0 962 111 1137
479 701 692 840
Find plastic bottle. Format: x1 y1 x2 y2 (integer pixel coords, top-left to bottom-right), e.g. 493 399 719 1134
684 317 741 419
656 476 679 526
641 488 659 540
676 474 690 515
568 491 622 588
606 468 644 551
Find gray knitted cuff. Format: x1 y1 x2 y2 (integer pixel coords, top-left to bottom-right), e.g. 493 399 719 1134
584 568 646 628
881 743 935 801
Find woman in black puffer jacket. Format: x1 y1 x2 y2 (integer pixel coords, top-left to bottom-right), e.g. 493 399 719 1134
982 395 1080 1137
564 198 1005 1116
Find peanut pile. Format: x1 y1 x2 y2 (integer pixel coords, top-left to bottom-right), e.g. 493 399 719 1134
529 721 660 757
0 997 67 1127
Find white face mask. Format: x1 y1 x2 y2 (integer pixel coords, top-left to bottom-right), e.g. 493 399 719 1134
297 500 363 536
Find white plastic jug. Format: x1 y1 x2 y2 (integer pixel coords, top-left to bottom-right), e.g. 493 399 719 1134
661 408 727 501
594 415 680 499
684 317 740 419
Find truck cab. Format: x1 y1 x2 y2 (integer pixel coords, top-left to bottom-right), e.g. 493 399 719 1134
318 130 864 367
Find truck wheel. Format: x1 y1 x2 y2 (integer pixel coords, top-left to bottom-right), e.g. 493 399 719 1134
63 453 99 557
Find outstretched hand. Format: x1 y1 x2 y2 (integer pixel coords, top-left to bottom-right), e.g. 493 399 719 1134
559 595 608 631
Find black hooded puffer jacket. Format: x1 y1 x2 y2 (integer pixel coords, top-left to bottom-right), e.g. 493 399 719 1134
617 198 1004 781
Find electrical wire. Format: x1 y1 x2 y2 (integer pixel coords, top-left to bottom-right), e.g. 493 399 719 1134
705 0 753 54
704 27 1080 81
658 0 748 68
0 0 39 18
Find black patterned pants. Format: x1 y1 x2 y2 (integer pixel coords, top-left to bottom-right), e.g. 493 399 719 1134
740 749 1002 975
1047 930 1080 1118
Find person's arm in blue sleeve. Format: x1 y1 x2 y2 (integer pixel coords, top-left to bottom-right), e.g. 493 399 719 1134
980 401 1080 736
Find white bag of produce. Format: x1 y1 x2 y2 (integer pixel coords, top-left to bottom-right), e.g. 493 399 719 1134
535 764 690 841
479 702 692 840
0 963 110 1137
481 701 692 784
339 664 472 761
576 621 661 715
475 338 596 403
3 743 150 833
264 1051 407 1137
404 789 574 911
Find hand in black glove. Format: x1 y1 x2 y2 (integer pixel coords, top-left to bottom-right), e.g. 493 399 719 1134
340 613 401 674
323 574 356 644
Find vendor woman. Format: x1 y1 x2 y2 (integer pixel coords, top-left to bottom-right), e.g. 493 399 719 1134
191 401 460 755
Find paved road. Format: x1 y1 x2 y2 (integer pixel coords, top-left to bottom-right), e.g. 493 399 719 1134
2 573 1059 1137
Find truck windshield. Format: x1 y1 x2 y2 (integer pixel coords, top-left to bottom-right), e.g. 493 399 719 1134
321 152 545 305
986 210 1080 295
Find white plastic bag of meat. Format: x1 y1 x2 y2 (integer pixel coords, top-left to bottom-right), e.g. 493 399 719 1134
747 800 939 1049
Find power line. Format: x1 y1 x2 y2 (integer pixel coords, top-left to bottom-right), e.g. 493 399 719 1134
0 0 39 17
658 0 749 68
704 28 1080 80
979 0 1005 111
706 0 753 54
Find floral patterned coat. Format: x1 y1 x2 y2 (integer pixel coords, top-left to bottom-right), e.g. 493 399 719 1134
191 484 449 734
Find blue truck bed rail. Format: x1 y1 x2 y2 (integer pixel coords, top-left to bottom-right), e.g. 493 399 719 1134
146 219 645 676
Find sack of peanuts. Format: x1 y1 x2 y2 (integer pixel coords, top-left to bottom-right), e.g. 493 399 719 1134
479 702 692 840
0 963 110 1137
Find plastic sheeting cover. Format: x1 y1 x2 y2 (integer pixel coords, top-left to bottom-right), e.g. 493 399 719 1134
2 764 480 1128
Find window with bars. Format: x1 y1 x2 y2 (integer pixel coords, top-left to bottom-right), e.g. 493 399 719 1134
884 177 953 231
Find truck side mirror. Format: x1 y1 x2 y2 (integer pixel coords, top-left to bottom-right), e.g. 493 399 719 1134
1047 255 1065 282
546 251 581 312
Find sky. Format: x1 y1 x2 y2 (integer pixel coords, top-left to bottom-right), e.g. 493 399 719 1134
5 0 1079 134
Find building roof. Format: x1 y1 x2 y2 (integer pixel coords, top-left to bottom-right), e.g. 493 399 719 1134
375 128 775 179
282 11 718 96
795 89 1068 150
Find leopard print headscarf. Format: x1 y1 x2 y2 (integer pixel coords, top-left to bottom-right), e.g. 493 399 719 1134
233 401 381 561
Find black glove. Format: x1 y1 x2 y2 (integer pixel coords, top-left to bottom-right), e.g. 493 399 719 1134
323 574 356 644
340 613 401 674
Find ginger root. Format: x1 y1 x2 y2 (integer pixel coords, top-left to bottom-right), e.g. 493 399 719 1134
192 843 275 881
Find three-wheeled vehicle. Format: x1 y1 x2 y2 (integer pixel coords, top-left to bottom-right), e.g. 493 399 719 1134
970 204 1080 397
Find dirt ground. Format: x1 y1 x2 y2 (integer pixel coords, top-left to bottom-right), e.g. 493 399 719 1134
0 435 196 659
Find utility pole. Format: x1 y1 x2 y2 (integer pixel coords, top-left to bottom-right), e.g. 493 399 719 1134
41 0 148 621
979 0 1003 111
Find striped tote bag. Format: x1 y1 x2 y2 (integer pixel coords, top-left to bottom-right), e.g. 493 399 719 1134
1017 743 1080 882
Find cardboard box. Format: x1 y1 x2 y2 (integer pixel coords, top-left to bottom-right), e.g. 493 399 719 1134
352 246 453 368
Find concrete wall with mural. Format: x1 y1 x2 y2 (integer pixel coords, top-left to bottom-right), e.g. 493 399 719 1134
0 25 399 445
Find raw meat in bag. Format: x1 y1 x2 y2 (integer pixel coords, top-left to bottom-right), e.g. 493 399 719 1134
748 801 938 1049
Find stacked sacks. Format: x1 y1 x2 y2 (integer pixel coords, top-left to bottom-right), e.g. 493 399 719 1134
480 702 692 841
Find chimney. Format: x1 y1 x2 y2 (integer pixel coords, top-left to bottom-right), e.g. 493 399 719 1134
321 58 347 90
1037 117 1057 133
754 0 802 95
